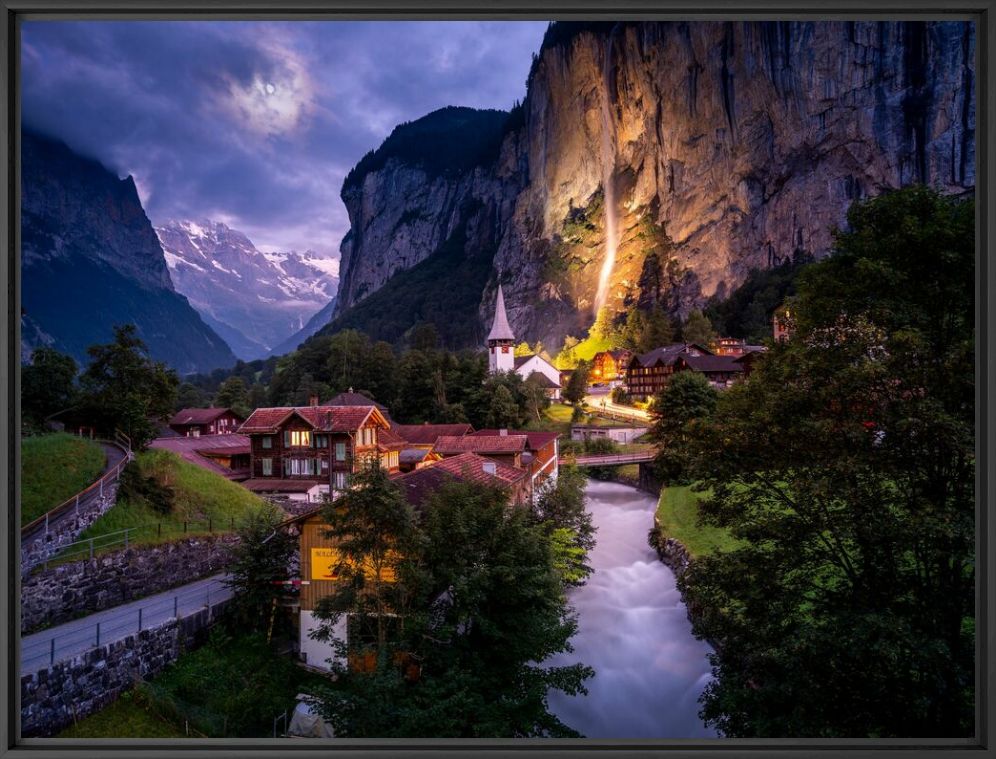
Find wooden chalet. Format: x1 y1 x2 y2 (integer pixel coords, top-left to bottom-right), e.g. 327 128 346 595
590 349 632 383
237 402 393 502
673 353 745 388
286 451 528 672
169 407 244 437
625 343 714 400
467 429 560 487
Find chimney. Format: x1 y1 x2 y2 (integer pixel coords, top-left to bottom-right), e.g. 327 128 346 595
309 395 319 407
483 461 497 475
499 428 508 436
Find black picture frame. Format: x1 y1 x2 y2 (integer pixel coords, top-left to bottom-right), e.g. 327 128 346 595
2 1 993 757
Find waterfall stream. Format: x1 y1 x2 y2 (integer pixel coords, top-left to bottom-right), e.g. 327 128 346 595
546 479 716 738
593 37 618 316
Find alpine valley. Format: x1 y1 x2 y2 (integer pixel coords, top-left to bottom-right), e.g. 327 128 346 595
324 20 974 350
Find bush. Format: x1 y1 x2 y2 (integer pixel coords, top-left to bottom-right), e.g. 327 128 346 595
117 460 175 515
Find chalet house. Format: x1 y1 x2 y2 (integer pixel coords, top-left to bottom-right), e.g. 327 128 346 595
169 408 244 437
673 353 745 388
625 343 714 400
467 429 560 488
237 403 392 502
288 451 528 672
590 349 632 384
392 423 474 451
432 433 529 470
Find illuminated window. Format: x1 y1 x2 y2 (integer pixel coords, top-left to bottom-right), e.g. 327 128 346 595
285 430 311 447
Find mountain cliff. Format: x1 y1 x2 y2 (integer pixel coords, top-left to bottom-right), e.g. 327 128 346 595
328 20 974 350
155 219 338 359
20 130 237 374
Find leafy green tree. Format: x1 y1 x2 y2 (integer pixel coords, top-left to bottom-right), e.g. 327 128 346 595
224 504 297 634
78 324 179 448
175 382 207 411
680 186 974 738
531 465 596 586
649 371 719 485
638 305 676 352
563 360 590 406
486 383 521 429
21 347 77 429
407 322 440 352
214 376 251 417
681 309 716 346
522 372 552 422
310 478 593 737
247 381 268 411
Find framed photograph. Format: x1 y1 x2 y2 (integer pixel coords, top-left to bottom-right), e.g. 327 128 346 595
2 1 992 757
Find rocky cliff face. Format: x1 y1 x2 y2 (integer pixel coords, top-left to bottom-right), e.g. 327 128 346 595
156 219 338 359
21 130 237 374
332 21 975 350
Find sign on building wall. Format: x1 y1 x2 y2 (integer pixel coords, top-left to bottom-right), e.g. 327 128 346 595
310 547 397 582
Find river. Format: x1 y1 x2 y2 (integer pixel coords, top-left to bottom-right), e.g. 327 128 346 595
546 478 717 738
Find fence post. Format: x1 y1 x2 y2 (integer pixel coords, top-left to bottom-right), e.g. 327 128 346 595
158 523 161 539
44 512 49 536
100 479 103 499
50 637 55 667
76 494 80 516
89 538 94 560
124 529 129 549
174 596 178 619
208 518 212 533
96 622 100 647
183 521 187 533
138 607 143 632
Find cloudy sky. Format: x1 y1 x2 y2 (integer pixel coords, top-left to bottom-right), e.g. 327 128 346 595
21 21 547 259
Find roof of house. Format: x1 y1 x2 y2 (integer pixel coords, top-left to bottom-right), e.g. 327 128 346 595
323 389 390 413
677 354 745 373
238 405 389 434
630 343 716 368
524 370 560 389
195 445 251 458
469 429 560 450
377 426 407 452
432 434 528 455
242 478 325 494
392 423 474 446
486 284 515 342
595 349 632 361
169 407 239 426
149 433 252 478
392 452 525 509
399 448 433 465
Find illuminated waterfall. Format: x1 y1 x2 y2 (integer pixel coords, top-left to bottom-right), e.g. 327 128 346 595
593 37 617 316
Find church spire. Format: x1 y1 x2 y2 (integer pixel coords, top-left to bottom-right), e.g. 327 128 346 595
486 284 515 343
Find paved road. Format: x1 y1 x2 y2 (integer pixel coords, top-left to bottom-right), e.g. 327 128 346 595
21 441 129 547
21 574 232 675
584 393 651 423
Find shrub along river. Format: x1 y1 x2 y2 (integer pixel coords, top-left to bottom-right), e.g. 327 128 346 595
546 479 716 738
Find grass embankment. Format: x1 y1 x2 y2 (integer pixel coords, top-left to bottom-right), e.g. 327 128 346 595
21 433 106 527
655 485 740 558
55 449 267 562
57 632 326 738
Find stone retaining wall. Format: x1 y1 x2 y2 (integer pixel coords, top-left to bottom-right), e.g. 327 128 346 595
20 484 120 575
20 598 229 738
22 534 239 634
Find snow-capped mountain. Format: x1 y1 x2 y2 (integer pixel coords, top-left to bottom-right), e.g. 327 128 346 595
155 219 339 359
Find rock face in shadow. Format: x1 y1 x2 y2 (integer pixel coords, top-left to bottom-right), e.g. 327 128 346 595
21 129 237 374
331 21 975 349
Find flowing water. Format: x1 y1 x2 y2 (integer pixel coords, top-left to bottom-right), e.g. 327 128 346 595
546 479 717 738
593 38 618 316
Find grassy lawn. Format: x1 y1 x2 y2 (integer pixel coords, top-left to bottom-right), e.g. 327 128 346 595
51 449 268 563
656 485 740 558
21 433 106 527
58 631 327 738
56 693 186 738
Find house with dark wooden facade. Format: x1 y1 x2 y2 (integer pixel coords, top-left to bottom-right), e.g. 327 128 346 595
168 407 244 437
467 429 560 488
625 343 714 400
236 403 392 502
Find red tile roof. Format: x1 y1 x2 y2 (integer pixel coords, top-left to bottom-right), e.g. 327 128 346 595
432 434 528 455
149 434 251 478
392 452 525 509
195 445 251 457
469 429 560 451
392 423 474 446
377 427 407 451
169 407 240 426
238 406 388 434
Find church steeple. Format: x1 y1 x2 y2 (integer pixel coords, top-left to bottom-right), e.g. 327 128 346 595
486 284 515 373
